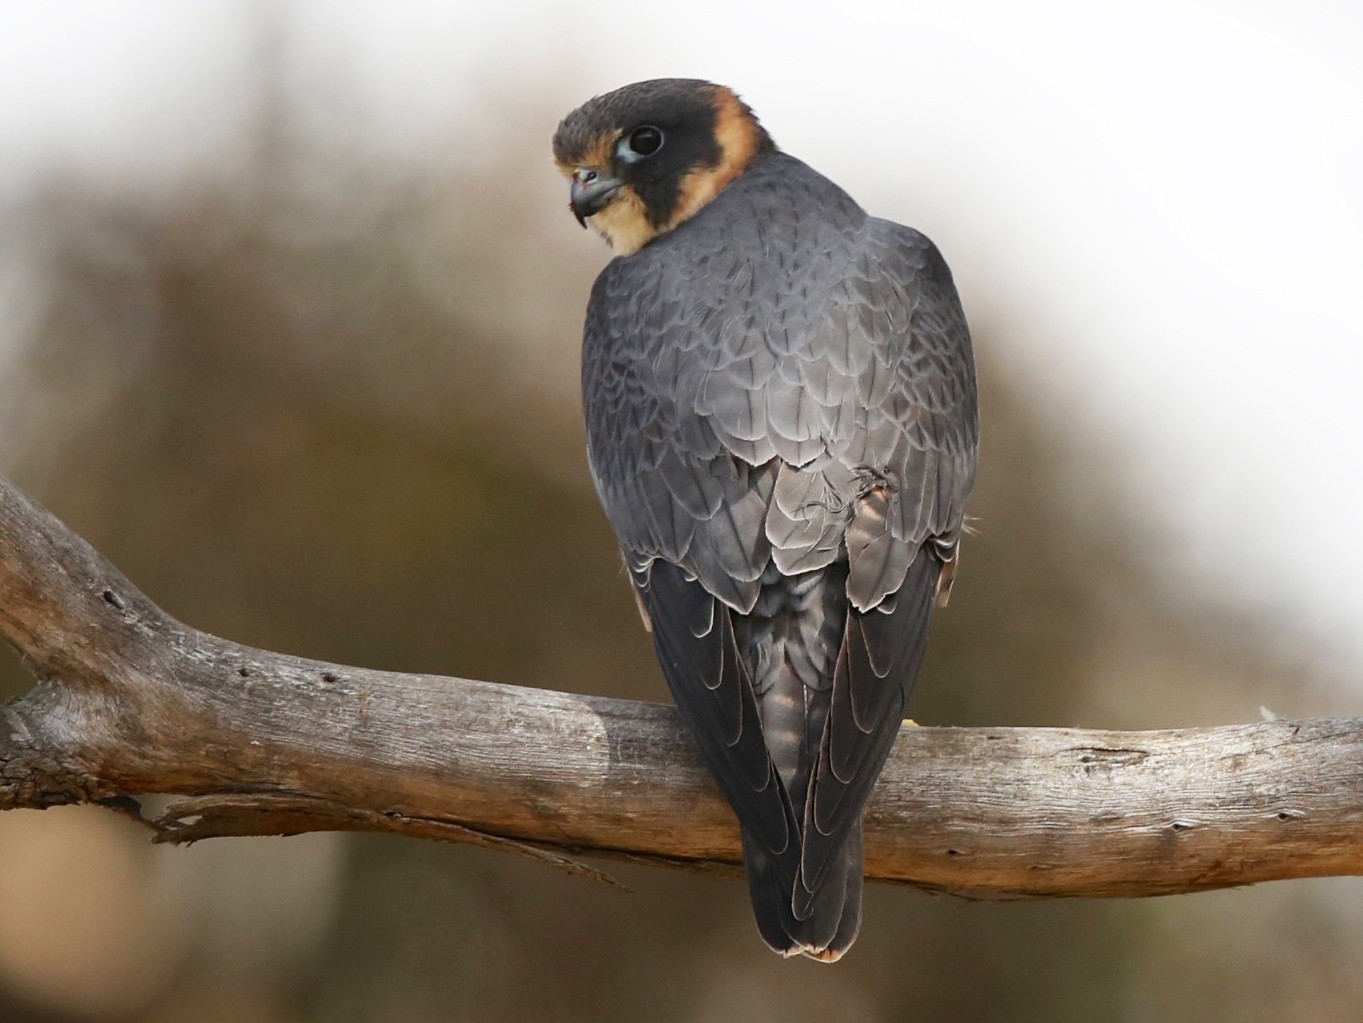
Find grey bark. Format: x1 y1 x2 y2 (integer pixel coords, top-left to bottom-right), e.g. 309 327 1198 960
2 473 1361 898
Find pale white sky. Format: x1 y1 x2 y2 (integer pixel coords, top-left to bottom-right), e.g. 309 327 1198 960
2 0 1362 677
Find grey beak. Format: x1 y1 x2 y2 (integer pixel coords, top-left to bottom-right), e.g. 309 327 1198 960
570 172 623 228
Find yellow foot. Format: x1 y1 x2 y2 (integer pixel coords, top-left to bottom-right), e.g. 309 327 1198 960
901 718 919 728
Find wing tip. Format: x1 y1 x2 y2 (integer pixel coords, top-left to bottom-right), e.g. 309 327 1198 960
744 824 864 962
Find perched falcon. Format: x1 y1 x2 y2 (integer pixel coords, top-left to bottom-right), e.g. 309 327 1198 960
553 79 978 961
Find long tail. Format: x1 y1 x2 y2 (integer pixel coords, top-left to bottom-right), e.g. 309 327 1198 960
639 552 940 961
740 551 941 961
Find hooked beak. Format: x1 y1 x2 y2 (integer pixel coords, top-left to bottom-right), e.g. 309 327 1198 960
569 169 623 228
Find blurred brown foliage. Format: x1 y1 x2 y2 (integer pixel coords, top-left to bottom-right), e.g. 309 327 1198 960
0 52 1357 1023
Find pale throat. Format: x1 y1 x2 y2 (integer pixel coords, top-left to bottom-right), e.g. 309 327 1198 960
588 187 656 256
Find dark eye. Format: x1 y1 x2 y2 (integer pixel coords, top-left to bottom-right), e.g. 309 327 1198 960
626 125 664 157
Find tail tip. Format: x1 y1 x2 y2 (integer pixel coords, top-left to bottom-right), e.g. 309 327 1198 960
790 943 850 963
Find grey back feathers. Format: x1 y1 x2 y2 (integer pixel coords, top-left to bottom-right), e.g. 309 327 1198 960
584 153 976 615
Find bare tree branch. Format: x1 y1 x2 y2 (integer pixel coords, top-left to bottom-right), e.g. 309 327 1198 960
2 472 1362 898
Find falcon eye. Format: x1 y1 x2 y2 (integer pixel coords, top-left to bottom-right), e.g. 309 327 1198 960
619 125 664 161
630 126 663 154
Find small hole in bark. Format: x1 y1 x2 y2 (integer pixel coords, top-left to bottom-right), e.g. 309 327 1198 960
101 589 125 611
237 666 251 677
946 848 961 856
323 671 340 683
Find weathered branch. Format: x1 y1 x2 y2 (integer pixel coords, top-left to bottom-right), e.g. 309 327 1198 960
2 472 1361 899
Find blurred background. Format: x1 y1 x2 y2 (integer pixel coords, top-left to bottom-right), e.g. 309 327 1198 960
0 1 1360 1020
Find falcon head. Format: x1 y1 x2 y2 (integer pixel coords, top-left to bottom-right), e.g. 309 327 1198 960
552 79 775 255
